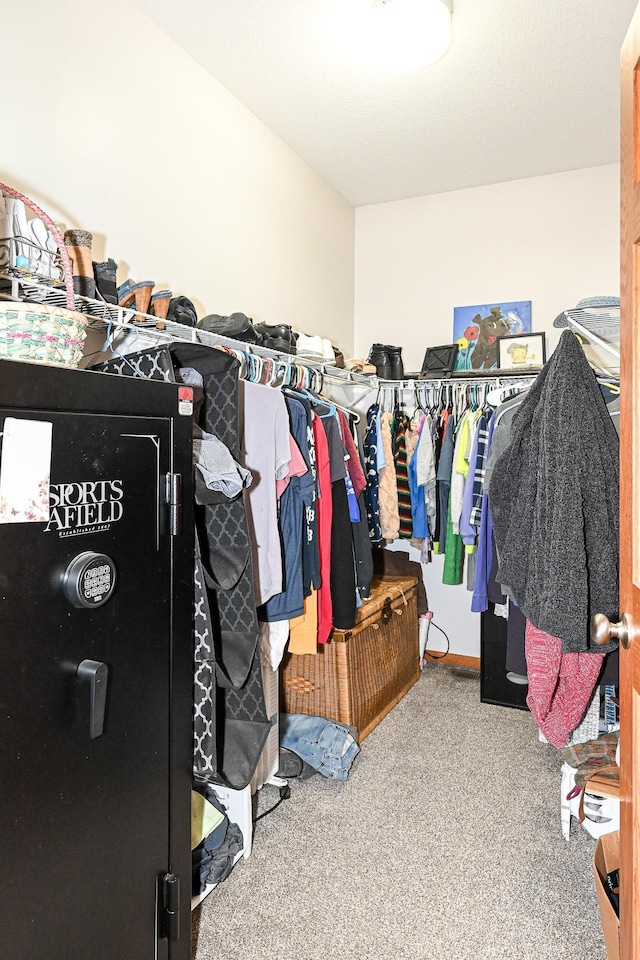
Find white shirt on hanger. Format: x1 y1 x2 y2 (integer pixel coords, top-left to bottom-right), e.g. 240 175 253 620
240 380 292 605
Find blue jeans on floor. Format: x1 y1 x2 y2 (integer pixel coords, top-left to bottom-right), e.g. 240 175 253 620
280 713 359 782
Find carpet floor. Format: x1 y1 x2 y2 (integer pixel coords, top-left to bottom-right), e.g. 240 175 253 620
192 662 607 960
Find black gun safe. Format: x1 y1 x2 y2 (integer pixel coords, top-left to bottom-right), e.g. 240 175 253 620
0 358 193 960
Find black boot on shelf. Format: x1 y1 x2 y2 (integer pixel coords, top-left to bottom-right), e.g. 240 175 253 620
254 322 296 354
386 345 404 380
198 312 261 343
368 343 391 379
93 258 118 304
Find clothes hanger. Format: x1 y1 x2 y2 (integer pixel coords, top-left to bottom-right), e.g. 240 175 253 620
596 376 620 395
486 382 511 406
408 384 423 420
322 395 361 424
289 384 337 418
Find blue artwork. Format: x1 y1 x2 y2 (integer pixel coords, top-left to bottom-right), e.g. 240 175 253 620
452 300 532 371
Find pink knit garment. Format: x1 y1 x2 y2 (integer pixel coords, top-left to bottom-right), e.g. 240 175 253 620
525 621 604 749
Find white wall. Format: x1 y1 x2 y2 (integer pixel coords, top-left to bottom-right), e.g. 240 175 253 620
355 164 619 372
355 165 620 656
0 0 355 355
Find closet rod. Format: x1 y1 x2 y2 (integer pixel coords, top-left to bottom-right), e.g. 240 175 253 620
379 372 539 389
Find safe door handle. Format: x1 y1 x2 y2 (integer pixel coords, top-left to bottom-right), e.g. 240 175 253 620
77 659 109 738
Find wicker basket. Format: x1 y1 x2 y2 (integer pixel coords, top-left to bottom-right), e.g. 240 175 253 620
0 182 87 367
281 575 420 740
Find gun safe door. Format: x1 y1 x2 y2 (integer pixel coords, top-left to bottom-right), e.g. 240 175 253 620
0 360 192 960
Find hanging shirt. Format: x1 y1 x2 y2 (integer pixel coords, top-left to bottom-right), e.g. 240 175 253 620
284 390 320 597
471 413 497 612
459 416 482 546
451 410 480 535
434 415 455 554
312 412 333 644
375 412 387 472
337 408 373 601
404 417 421 464
275 432 307 499
408 436 429 539
363 403 383 547
442 415 466 585
379 411 400 541
393 412 413 539
323 414 357 631
415 413 437 534
469 413 490 529
260 397 313 622
337 409 367 499
240 380 292 605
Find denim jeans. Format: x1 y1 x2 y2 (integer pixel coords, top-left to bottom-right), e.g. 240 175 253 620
279 713 359 782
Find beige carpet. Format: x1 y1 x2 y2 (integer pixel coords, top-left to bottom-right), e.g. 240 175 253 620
192 663 607 960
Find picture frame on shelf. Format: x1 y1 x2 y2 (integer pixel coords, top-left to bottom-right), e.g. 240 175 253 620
497 332 546 371
420 343 459 377
453 300 532 371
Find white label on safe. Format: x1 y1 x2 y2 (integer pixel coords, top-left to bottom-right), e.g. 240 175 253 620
0 418 52 523
44 479 124 537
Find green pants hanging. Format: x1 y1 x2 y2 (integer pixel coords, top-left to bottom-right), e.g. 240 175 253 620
442 490 464 585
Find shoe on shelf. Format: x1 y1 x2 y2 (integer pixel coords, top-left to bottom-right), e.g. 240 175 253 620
64 229 96 300
367 343 391 379
198 311 261 343
167 296 198 328
296 333 325 360
345 357 376 375
261 336 296 353
254 322 296 354
149 289 173 321
322 338 336 365
254 322 293 342
93 258 118 304
5 197 30 260
117 278 155 315
386 344 404 380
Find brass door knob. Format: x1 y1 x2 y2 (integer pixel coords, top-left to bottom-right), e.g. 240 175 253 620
590 612 630 649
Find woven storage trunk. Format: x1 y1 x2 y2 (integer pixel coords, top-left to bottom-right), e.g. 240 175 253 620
281 574 419 740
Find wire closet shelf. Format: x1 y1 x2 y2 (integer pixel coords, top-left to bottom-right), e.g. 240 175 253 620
0 267 557 390
561 306 620 377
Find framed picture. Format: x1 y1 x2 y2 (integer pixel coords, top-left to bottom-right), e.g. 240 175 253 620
452 300 532 371
497 332 546 371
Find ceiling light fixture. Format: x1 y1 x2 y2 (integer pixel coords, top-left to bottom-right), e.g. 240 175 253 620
370 0 453 69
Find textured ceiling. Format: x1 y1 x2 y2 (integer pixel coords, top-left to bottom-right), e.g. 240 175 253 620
132 0 637 206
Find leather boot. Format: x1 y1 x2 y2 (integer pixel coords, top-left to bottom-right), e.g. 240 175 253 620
386 345 404 380
254 322 295 354
368 343 391 379
93 258 118 304
64 229 96 300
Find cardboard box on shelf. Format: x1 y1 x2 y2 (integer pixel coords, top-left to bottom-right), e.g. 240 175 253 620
593 830 620 960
